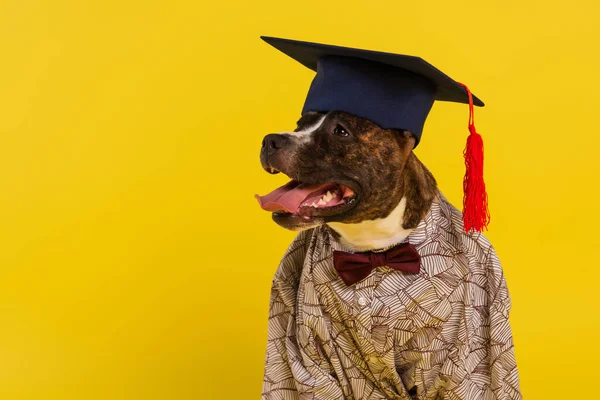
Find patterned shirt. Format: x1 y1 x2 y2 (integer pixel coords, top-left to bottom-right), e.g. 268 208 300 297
262 193 521 399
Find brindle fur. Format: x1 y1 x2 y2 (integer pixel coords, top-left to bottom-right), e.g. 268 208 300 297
260 111 438 231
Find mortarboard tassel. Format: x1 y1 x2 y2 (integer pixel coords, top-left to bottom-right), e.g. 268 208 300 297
458 82 490 233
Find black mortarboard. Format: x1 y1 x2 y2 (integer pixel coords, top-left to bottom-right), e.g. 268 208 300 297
261 36 484 147
260 36 490 232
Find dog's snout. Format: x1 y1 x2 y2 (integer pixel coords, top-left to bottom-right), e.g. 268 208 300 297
262 134 290 155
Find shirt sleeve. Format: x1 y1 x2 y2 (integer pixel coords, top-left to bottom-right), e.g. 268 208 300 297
484 250 522 400
443 247 522 400
261 230 312 400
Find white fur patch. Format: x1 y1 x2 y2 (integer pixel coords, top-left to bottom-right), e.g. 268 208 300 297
279 114 326 144
327 197 413 251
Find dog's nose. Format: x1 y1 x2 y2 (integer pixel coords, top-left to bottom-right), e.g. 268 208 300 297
262 134 290 155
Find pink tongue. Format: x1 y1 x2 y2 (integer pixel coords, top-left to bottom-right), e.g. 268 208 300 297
255 181 335 213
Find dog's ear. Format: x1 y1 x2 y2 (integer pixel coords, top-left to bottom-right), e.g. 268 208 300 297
400 134 438 229
399 130 416 157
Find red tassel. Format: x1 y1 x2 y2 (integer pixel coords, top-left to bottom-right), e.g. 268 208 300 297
457 82 490 233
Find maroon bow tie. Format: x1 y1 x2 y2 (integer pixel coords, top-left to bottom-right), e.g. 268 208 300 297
333 242 421 286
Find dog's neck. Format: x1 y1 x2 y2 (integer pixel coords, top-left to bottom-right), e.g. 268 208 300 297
327 197 412 251
327 152 437 252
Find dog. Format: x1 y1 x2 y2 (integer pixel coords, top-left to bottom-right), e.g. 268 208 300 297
257 111 521 399
258 111 437 246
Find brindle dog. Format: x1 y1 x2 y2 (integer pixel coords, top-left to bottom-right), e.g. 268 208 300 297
259 110 438 250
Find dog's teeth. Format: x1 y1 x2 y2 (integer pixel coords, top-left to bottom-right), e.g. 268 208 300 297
311 201 318 207
318 198 326 205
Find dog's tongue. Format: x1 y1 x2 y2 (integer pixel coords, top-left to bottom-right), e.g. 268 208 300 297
255 181 333 213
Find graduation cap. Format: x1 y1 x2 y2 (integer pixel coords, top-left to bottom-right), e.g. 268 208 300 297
261 36 490 233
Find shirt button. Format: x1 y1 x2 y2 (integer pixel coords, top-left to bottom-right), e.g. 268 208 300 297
358 297 367 306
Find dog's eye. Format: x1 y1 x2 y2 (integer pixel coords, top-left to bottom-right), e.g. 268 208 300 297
333 125 349 137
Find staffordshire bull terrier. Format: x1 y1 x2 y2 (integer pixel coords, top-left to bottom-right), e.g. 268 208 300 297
256 37 521 400
257 110 437 250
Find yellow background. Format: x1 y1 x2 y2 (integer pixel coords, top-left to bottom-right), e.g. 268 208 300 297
1 0 598 399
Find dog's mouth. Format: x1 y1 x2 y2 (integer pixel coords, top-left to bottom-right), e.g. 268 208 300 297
255 179 358 220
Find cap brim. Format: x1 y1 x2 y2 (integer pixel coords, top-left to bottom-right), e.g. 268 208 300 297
261 36 484 107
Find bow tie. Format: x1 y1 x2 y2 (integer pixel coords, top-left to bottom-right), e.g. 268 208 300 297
332 242 421 286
